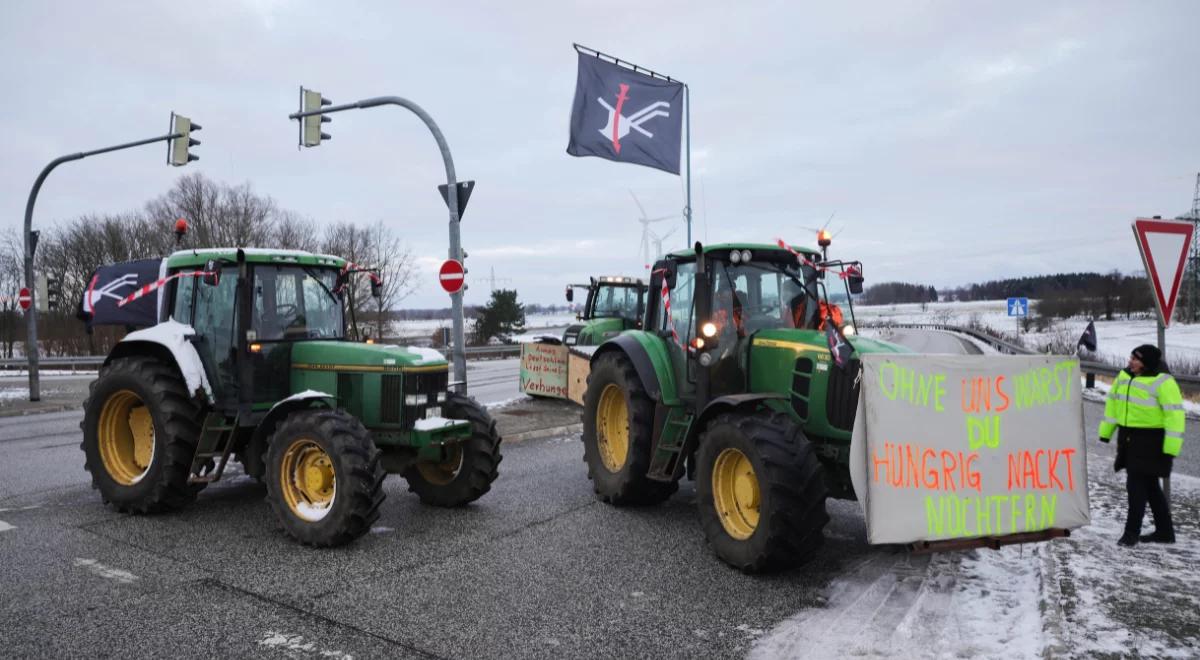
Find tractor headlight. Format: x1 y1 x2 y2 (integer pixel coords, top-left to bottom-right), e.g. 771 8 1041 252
841 323 856 336
740 250 752 263
730 250 742 264
701 322 718 338
405 394 426 406
437 392 447 403
426 407 442 419
698 351 714 367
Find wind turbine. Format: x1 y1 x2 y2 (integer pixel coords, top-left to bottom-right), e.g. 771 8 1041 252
631 190 672 269
649 226 677 262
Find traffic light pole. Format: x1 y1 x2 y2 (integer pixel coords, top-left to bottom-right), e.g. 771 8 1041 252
23 132 183 401
289 96 469 393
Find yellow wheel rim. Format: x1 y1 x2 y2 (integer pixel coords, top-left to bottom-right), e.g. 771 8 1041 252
712 448 760 540
595 384 629 472
97 390 155 486
417 444 464 485
280 438 336 522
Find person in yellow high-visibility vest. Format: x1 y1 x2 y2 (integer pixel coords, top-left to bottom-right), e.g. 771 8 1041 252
1098 344 1183 546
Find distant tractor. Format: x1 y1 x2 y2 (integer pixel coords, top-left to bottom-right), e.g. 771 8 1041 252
581 239 908 572
563 276 646 346
80 248 501 547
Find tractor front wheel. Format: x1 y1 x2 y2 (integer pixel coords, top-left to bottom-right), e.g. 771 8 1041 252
404 393 502 507
581 351 677 505
80 356 205 513
696 411 828 573
265 409 385 547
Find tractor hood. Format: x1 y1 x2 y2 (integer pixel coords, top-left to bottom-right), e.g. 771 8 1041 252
749 329 911 356
847 334 913 355
289 341 448 371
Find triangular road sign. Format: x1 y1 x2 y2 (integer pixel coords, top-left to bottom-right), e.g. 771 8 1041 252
1132 217 1195 327
438 180 475 219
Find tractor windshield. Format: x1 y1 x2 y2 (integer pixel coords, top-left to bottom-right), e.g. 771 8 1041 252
589 284 641 320
711 259 821 337
252 265 344 341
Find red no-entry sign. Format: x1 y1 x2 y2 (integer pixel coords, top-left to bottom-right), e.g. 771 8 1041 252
439 259 465 294
18 287 31 311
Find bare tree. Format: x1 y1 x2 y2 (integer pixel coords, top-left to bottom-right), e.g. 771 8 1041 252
0 230 24 357
322 220 418 340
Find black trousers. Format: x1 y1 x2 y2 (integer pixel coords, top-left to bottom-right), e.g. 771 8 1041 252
1125 470 1174 538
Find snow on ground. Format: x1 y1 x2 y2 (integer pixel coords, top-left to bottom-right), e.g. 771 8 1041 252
389 312 577 337
752 458 1200 659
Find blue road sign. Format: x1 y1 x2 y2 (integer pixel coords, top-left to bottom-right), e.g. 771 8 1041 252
1007 297 1029 317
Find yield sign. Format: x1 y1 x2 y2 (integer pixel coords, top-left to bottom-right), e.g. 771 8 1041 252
439 259 465 294
1132 217 1194 327
18 287 31 311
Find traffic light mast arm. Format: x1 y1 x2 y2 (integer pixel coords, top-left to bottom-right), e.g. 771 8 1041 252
289 94 469 392
22 128 186 402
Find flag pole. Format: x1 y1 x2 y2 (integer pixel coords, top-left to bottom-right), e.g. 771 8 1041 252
685 84 692 245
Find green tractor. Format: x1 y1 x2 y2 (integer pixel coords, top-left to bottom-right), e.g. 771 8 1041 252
581 240 907 572
562 276 647 346
79 248 501 546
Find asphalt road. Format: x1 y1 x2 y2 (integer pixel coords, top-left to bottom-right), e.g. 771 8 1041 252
0 330 1194 658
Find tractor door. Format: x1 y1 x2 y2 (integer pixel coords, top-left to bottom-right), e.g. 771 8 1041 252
186 266 240 406
658 262 698 403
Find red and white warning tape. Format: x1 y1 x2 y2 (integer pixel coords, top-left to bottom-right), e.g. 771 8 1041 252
774 238 859 280
334 261 382 294
116 270 207 308
653 268 682 347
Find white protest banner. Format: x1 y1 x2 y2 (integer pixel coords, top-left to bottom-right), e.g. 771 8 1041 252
849 354 1089 545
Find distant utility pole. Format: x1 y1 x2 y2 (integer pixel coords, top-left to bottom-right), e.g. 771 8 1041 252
1187 173 1200 323
22 114 200 401
488 267 511 292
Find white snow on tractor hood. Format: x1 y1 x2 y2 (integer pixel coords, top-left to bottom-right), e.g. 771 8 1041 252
121 319 213 402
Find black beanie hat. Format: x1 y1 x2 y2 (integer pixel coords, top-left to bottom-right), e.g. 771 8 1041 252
1132 344 1161 371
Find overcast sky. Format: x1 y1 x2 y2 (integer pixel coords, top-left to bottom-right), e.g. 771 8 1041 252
3 1 1198 309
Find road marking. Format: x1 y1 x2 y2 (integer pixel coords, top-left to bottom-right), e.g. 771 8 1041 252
0 505 41 513
73 558 138 584
258 631 353 659
0 520 14 532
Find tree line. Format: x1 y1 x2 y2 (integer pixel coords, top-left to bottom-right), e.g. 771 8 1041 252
0 173 418 357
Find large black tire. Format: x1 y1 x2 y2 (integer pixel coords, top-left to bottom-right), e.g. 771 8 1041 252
696 411 829 573
80 356 205 513
581 352 677 505
264 408 385 547
404 393 502 507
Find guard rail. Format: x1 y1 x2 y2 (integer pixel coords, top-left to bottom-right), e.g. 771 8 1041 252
868 322 1200 390
0 344 520 373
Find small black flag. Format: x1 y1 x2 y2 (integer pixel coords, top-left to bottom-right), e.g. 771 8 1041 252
77 259 164 330
566 52 684 175
826 321 853 369
1078 320 1097 352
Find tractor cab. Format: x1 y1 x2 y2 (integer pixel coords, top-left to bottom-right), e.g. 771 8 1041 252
562 276 646 346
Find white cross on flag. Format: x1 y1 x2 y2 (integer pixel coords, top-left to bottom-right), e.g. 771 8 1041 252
1132 217 1195 327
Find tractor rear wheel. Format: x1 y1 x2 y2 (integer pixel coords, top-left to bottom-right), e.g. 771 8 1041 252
404 393 502 506
696 411 829 573
80 356 205 513
265 408 385 547
581 351 677 505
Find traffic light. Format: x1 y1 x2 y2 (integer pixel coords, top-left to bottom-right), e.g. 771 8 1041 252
46 277 61 310
168 112 201 166
300 88 331 147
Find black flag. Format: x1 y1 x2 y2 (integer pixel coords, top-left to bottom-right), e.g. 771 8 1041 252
1078 320 1097 352
77 259 163 330
825 321 853 369
567 52 684 175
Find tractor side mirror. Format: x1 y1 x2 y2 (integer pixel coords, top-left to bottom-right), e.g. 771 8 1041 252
566 287 574 303
664 262 677 289
202 260 220 287
370 276 383 299
848 274 864 295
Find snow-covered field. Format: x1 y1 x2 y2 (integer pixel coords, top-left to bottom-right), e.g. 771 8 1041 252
856 299 1200 372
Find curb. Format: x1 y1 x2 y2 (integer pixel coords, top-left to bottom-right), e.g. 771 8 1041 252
503 423 582 444
0 403 78 418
